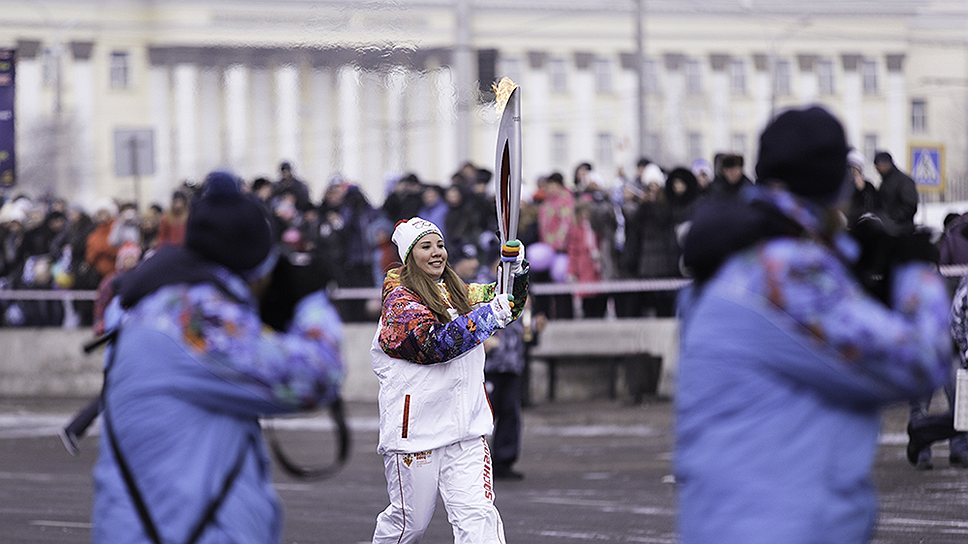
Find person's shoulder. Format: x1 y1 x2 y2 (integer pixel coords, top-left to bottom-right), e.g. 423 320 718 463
759 237 841 273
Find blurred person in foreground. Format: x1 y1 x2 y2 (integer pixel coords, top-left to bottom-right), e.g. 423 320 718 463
92 171 344 543
370 217 528 544
675 106 951 543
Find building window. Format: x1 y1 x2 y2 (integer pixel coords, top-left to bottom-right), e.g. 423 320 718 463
729 59 746 95
110 51 130 89
643 58 660 95
817 59 835 95
730 133 747 159
501 57 522 86
552 132 568 165
42 47 58 88
862 59 878 95
596 132 613 167
687 132 703 161
911 99 928 133
549 58 568 93
685 59 702 95
863 133 878 165
594 58 613 94
773 59 791 97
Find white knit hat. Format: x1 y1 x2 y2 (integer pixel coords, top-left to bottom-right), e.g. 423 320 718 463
847 149 866 170
392 217 444 263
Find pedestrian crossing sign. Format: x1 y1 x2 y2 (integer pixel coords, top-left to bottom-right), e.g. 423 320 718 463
908 142 945 192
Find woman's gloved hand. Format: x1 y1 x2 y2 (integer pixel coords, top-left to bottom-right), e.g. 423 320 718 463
502 240 526 275
489 294 515 328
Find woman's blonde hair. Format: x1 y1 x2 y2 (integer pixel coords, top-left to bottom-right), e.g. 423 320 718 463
400 253 472 323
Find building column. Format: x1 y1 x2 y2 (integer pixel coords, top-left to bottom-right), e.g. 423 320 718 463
197 62 222 174
709 53 730 152
385 68 406 181
337 64 362 182
407 64 433 181
435 66 458 182
69 41 96 206
308 65 335 196
662 53 686 164
275 62 300 168
360 70 384 198
796 54 818 105
841 54 863 152
147 49 173 205
224 63 250 175
572 52 596 171
15 40 42 134
751 54 771 132
173 62 199 182
248 62 273 177
885 54 907 169
525 51 551 185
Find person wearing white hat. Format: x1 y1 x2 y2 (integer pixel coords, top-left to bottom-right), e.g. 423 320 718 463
845 148 879 228
371 217 528 544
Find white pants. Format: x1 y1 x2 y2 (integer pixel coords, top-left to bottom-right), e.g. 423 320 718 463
372 436 506 544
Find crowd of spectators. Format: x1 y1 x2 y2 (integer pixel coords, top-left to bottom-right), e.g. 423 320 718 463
0 150 931 326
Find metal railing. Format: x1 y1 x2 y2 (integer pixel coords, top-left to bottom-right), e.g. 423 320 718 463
1 267 966 327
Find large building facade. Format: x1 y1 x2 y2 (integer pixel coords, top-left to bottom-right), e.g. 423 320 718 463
2 0 967 208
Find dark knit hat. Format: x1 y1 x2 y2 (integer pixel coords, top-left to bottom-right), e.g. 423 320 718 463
873 151 894 165
755 106 849 201
186 170 273 274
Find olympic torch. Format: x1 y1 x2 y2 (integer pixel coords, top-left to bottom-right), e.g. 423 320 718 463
493 77 522 295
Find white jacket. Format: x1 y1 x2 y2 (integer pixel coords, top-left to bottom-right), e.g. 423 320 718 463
371 325 494 455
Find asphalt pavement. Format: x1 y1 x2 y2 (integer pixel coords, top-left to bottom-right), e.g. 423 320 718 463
0 397 966 543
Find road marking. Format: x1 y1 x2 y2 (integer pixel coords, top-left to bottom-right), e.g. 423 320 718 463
879 517 968 531
536 530 674 543
530 424 658 438
529 495 674 516
30 520 92 529
0 412 382 438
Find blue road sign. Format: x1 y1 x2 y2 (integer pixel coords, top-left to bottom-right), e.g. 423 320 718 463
910 144 943 189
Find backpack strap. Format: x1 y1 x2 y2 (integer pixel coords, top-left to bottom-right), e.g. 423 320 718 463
101 326 255 544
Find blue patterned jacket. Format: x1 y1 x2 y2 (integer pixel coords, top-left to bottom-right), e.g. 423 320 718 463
92 252 343 543
676 186 951 543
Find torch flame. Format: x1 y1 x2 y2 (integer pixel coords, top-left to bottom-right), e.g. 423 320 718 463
493 77 518 114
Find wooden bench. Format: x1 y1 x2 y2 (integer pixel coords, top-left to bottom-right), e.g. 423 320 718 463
528 318 679 403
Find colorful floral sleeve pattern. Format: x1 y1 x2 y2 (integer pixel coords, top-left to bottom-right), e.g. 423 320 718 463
467 282 495 305
130 285 344 410
729 239 951 391
379 286 503 364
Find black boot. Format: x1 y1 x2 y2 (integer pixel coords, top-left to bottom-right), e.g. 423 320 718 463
907 415 959 466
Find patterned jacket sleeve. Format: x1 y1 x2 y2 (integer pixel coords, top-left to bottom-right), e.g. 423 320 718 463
749 241 951 405
129 286 344 415
379 286 506 364
951 275 968 368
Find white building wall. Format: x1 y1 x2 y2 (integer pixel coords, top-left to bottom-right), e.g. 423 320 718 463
572 63 595 167
524 60 551 184
886 69 907 169
71 54 96 206
148 64 172 205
